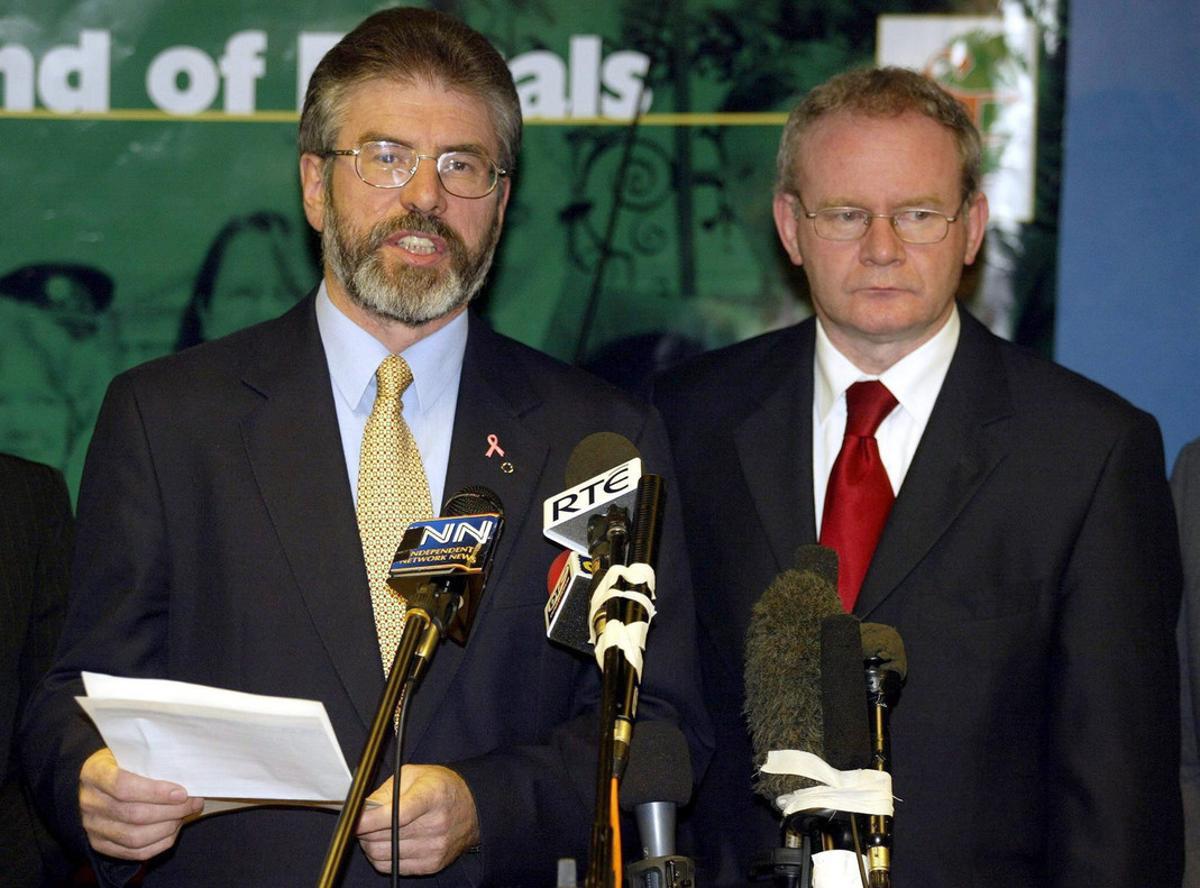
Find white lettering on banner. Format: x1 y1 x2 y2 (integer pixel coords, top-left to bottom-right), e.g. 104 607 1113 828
0 29 110 112
0 44 36 110
509 34 651 121
146 45 219 114
0 26 652 119
218 31 267 114
147 31 266 114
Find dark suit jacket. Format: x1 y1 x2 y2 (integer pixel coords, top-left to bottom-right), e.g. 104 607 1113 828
20 296 711 887
0 454 74 887
654 309 1182 887
1172 439 1200 888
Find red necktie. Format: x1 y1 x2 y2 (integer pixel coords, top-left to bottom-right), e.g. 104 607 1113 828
819 380 899 611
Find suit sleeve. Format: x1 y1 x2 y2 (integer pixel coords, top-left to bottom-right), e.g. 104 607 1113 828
1047 411 1183 885
1171 440 1200 863
449 405 713 882
20 374 173 876
14 461 73 748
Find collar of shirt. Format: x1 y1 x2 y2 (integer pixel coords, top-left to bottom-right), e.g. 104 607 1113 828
316 285 465 417
812 306 960 526
814 306 960 430
315 283 467 509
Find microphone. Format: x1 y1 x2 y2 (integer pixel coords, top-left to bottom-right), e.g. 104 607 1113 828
544 433 644 658
744 545 872 887
317 486 504 886
546 549 595 655
544 433 642 556
597 474 666 775
620 721 695 888
858 624 906 888
387 486 505 682
744 546 858 802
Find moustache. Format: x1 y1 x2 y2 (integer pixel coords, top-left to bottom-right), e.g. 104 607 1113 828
364 213 466 254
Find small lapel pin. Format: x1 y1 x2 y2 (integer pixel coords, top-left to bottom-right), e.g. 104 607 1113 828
485 433 505 458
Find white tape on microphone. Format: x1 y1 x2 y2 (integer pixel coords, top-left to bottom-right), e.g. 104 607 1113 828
587 563 656 675
761 749 894 817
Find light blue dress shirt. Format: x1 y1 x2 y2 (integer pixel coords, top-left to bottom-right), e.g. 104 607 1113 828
314 283 466 512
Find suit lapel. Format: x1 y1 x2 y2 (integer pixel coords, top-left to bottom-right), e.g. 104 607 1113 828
855 311 1014 618
733 321 818 573
402 314 549 752
237 296 384 732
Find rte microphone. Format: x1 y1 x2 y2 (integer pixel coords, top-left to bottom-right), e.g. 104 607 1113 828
387 485 505 683
544 432 642 656
620 721 695 888
543 432 642 556
597 473 665 775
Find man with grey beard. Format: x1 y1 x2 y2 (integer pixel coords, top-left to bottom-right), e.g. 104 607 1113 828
20 8 711 887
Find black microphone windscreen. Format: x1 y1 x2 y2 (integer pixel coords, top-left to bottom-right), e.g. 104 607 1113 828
565 432 641 488
859 622 908 680
618 721 693 810
442 485 504 517
744 566 842 801
820 614 871 771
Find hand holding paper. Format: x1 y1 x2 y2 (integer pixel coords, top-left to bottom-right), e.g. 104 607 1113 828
79 746 203 861
76 672 354 815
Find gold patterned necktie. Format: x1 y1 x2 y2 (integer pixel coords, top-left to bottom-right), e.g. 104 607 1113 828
356 354 434 676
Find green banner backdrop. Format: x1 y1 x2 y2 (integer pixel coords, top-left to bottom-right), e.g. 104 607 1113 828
0 1 1065 494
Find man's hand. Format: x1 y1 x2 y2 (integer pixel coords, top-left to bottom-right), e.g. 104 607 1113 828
355 764 480 875
79 747 205 860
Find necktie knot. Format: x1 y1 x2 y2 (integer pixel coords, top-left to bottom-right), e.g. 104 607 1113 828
844 380 898 439
375 354 413 402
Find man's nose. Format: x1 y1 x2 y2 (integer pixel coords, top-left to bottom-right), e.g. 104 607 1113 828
859 215 905 265
399 155 447 216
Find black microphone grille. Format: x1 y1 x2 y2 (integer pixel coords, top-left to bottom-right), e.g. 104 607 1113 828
442 486 504 517
618 720 693 810
565 432 641 488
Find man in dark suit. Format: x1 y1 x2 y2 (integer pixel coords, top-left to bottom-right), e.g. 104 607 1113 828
0 454 74 887
655 67 1182 887
20 9 709 885
1173 438 1200 888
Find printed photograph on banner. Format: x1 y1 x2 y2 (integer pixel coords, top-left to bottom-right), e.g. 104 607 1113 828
877 11 1039 224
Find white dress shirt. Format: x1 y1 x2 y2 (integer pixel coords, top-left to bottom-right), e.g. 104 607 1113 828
813 308 960 534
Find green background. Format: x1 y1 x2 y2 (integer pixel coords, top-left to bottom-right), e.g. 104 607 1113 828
0 1 1064 494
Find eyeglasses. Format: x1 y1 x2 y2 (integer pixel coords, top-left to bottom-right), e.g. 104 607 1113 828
795 199 964 245
321 140 507 199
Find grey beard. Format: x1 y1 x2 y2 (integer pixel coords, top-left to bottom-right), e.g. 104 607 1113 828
322 199 501 326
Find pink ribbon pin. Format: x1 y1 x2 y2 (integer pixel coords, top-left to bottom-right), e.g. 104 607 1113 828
485 434 505 458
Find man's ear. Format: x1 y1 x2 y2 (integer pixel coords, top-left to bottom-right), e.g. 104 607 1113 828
773 192 804 266
299 153 328 232
962 191 989 266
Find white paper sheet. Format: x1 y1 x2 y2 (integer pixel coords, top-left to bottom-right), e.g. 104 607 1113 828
77 672 353 811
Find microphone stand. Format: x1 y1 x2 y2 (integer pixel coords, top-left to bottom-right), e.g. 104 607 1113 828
315 579 465 888
752 810 844 888
584 505 629 888
863 656 902 888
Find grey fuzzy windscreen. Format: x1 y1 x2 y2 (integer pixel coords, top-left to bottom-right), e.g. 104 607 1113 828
743 566 843 803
